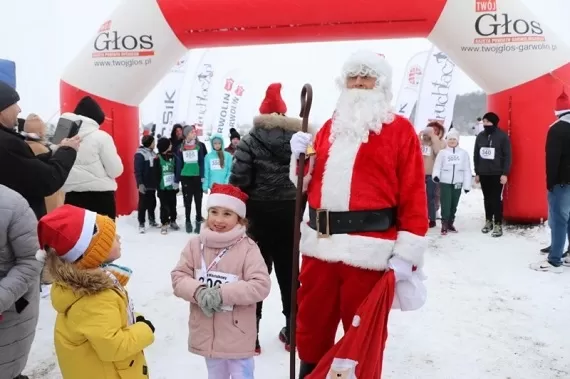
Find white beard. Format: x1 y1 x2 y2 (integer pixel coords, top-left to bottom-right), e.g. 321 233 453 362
330 87 394 143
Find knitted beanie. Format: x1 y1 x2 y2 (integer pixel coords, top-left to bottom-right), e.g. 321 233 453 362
157 137 171 153
74 96 105 125
0 80 20 112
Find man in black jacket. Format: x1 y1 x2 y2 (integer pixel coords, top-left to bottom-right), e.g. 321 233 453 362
0 81 79 219
474 112 512 237
531 90 570 273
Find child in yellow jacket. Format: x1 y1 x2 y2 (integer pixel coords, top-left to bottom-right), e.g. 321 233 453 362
37 205 155 379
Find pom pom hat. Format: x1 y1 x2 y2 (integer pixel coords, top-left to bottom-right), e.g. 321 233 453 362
259 83 287 115
36 205 116 269
555 89 570 116
446 128 460 141
342 50 393 86
206 184 249 218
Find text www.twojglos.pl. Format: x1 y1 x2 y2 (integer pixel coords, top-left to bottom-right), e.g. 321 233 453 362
461 42 557 54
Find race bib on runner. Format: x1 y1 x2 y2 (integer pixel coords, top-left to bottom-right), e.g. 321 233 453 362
421 145 432 156
163 173 174 186
210 159 222 170
183 150 198 163
454 182 463 190
195 269 239 311
480 147 495 160
446 154 461 165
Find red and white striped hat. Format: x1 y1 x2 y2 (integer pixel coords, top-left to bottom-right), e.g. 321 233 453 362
36 205 116 268
207 184 248 218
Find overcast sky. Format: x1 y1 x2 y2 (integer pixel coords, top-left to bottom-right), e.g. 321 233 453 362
2 0 569 124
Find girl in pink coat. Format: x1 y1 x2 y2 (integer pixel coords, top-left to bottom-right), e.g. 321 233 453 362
171 183 271 379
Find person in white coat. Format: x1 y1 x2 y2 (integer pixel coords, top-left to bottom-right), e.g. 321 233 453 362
432 129 472 235
62 96 124 220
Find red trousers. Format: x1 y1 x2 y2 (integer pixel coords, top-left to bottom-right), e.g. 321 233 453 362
296 256 385 364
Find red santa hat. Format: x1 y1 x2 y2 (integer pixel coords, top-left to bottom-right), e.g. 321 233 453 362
342 50 393 85
207 184 249 218
259 83 287 115
555 89 570 116
36 205 116 269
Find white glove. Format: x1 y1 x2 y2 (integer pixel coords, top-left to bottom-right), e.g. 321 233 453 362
391 268 427 312
290 132 313 159
388 256 413 282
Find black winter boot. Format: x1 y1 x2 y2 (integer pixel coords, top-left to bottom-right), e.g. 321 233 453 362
299 361 317 379
279 317 291 351
194 221 202 234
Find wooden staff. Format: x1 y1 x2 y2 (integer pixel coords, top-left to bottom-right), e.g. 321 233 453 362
290 84 313 379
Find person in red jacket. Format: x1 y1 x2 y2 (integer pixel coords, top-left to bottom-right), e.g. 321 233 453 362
290 50 428 378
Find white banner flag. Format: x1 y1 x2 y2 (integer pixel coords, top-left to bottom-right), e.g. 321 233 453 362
186 49 216 139
394 50 429 119
154 54 190 138
211 69 247 144
413 46 460 134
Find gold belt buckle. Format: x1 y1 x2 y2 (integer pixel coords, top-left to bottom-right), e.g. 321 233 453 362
315 208 330 239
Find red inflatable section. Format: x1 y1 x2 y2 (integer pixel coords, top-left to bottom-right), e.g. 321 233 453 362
489 63 570 223
60 81 139 215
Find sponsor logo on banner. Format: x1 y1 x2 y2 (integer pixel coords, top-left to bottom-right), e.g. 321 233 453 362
408 65 423 86
193 63 214 136
475 0 496 12
216 78 245 135
92 20 154 67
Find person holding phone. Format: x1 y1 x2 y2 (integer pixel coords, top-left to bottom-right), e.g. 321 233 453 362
62 96 124 220
0 184 43 379
0 81 79 220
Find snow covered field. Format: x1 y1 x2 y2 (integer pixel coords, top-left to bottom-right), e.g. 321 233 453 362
25 189 570 378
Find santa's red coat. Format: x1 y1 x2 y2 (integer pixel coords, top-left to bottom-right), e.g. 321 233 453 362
290 115 428 271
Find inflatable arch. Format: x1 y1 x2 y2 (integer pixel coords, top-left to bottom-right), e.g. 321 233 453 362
61 0 570 222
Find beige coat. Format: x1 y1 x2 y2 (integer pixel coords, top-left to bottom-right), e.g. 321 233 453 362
171 226 270 359
418 128 446 175
26 141 65 213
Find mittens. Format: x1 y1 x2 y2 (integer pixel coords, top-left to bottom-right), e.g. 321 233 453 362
136 315 155 333
391 269 427 312
138 184 146 194
388 256 413 282
432 177 440 183
195 286 223 317
464 189 470 194
290 132 313 159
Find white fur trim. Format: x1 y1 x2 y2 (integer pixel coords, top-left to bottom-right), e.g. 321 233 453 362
36 249 47 263
392 231 427 268
300 222 395 270
321 136 360 211
342 50 393 85
555 109 570 116
289 154 313 192
207 193 246 218
62 210 97 263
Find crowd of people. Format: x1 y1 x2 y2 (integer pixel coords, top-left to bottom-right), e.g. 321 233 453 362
0 48 568 379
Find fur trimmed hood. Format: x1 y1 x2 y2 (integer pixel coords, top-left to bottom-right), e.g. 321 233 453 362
46 251 115 313
253 114 302 132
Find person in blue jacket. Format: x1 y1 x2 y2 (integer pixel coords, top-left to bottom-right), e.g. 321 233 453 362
174 124 206 234
203 134 232 194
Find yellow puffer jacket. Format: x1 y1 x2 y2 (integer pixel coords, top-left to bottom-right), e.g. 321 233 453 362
45 252 154 379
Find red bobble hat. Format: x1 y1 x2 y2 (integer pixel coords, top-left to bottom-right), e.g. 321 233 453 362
555 89 570 116
206 184 249 218
36 205 116 269
259 83 287 115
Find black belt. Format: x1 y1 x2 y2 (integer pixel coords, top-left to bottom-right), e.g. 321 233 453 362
308 207 397 237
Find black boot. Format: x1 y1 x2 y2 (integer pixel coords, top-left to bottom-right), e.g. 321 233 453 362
299 361 317 379
279 317 291 351
540 245 551 253
193 221 202 234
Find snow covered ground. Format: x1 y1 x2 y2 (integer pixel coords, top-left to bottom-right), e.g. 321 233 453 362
25 189 570 378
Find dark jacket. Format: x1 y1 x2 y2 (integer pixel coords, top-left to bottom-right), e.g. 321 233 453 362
473 125 512 176
546 114 570 190
229 114 302 201
173 141 207 182
0 125 77 219
134 146 158 189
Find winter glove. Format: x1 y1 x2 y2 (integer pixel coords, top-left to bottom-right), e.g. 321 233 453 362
391 268 427 312
195 286 223 317
172 182 179 190
432 176 440 183
464 189 470 194
136 315 155 333
138 184 146 194
388 256 413 282
290 132 313 159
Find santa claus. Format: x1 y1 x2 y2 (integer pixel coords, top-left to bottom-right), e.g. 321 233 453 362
289 50 428 378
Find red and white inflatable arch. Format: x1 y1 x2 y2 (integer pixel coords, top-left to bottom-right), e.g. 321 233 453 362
61 0 570 222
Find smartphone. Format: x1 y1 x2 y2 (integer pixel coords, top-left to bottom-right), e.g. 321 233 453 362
52 118 82 144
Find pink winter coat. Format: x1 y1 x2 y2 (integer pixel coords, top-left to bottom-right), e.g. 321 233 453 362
171 224 271 359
